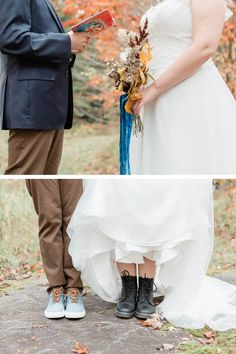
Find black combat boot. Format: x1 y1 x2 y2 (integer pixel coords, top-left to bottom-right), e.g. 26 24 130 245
115 271 137 319
135 277 156 319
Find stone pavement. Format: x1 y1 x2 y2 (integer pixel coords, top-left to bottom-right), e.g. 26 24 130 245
0 273 235 354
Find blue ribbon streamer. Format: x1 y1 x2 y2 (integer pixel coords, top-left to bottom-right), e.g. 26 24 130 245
119 94 134 175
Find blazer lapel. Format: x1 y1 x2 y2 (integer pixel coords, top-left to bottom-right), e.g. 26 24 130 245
43 0 65 33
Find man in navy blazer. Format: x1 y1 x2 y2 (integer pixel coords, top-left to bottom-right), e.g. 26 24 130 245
0 0 90 174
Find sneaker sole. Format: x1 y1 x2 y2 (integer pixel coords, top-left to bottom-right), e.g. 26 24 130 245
44 310 65 319
65 310 86 319
114 310 135 319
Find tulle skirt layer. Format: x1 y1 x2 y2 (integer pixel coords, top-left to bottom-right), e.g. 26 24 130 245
67 180 236 331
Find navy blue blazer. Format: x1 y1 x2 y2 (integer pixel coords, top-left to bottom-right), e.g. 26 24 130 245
0 0 75 130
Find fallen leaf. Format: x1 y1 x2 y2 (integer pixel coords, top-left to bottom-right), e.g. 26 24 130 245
198 337 215 345
150 313 162 320
139 314 163 330
71 341 89 354
204 330 216 339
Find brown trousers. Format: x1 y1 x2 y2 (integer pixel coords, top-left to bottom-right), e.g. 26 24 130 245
5 130 64 175
26 179 83 292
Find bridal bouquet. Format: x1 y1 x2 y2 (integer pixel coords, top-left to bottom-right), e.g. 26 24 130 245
105 19 153 175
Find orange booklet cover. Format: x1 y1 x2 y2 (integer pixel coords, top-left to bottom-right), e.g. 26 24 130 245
71 9 115 34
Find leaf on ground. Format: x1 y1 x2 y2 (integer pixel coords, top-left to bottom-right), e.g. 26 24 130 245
150 313 163 321
162 343 175 350
0 282 10 288
204 330 216 339
71 341 89 354
139 314 163 330
198 337 215 345
195 330 217 345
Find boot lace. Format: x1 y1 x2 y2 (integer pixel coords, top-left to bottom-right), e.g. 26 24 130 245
67 288 80 303
121 270 137 301
139 276 157 303
51 287 64 303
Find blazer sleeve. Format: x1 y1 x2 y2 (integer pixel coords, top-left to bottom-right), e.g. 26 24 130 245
0 0 71 64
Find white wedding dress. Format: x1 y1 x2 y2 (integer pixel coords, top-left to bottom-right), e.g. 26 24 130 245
67 180 236 331
130 0 236 174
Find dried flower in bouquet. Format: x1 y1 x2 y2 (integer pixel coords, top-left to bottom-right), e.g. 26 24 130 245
105 18 153 134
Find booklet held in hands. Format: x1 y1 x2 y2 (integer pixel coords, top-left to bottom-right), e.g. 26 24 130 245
71 10 115 35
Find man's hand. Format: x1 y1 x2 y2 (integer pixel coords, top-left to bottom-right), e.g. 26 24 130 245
68 31 91 54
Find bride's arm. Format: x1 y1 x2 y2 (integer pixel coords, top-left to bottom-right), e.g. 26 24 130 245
133 0 226 116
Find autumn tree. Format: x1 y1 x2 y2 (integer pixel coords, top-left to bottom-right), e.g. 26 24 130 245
214 3 236 97
52 0 236 123
51 0 151 122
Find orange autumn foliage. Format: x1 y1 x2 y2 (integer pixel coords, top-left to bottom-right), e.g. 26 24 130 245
53 0 146 59
52 0 235 118
215 4 236 97
54 0 147 112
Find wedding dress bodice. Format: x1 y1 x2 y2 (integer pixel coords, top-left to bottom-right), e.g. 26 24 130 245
142 0 232 77
131 0 236 175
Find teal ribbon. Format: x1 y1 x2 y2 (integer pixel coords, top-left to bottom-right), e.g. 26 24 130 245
119 94 134 175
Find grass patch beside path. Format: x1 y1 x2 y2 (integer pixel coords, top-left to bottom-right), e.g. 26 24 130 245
178 328 236 354
0 122 119 175
211 188 236 275
0 180 41 294
60 122 119 175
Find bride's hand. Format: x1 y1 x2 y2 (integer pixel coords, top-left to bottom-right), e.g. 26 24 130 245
133 84 159 116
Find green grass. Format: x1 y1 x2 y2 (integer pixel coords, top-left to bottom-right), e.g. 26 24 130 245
0 182 235 278
210 188 236 274
178 328 236 354
0 181 38 265
60 122 119 174
0 122 119 175
0 180 43 297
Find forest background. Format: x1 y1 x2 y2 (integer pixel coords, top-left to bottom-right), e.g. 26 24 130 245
0 0 235 174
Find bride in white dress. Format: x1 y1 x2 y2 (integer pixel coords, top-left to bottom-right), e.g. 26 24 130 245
130 0 236 174
67 180 236 331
